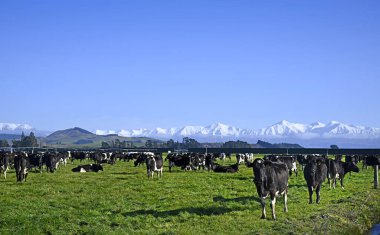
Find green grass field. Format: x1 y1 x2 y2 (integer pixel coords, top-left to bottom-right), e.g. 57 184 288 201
1 155 379 234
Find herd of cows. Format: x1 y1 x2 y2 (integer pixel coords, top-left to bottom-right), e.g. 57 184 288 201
0 150 379 220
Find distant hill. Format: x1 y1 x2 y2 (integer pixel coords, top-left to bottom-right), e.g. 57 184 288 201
42 127 163 148
253 140 303 148
0 134 21 141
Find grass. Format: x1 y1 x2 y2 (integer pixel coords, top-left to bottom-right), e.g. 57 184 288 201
0 154 379 234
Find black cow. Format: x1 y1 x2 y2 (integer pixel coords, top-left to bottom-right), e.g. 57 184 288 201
365 156 380 166
71 151 87 163
166 153 191 172
327 159 359 189
205 154 216 171
44 152 60 173
249 158 289 220
0 152 10 179
14 152 30 182
304 156 328 204
72 164 103 172
264 155 298 176
28 153 44 173
212 163 239 173
146 155 163 178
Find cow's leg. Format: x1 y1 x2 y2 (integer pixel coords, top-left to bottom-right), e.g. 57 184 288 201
284 190 288 212
340 177 344 189
270 196 276 220
328 175 331 188
260 198 266 219
316 185 321 204
308 186 313 204
147 170 150 178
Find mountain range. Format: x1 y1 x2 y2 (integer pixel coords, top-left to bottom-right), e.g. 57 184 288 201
1 120 380 147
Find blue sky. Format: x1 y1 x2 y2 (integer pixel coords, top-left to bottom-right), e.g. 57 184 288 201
1 1 379 131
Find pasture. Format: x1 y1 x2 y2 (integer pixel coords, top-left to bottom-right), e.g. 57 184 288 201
1 154 379 234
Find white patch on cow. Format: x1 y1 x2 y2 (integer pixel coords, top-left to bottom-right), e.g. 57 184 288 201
275 191 280 196
80 168 86 173
336 173 340 179
257 159 262 164
292 162 297 171
23 168 28 175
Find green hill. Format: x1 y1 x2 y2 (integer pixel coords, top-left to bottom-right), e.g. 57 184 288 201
42 127 162 148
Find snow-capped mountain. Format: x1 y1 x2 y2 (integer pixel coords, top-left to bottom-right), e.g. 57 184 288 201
94 120 380 141
0 123 52 137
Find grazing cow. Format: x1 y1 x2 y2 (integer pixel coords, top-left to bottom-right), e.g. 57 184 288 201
190 153 206 170
0 152 10 179
327 159 359 189
212 163 239 173
304 157 328 204
72 164 103 172
248 158 289 220
14 152 30 182
146 155 163 178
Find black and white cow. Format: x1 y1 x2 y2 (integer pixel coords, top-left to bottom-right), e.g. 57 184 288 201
28 153 44 173
304 156 328 204
14 152 30 182
0 152 10 179
44 152 60 173
236 154 246 165
327 159 359 189
146 155 163 178
166 153 191 172
248 158 289 220
72 164 103 172
212 163 239 173
264 155 298 176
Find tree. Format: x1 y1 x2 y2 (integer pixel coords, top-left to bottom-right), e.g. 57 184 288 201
330 145 339 149
0 140 9 147
145 140 153 148
12 132 38 147
101 141 110 148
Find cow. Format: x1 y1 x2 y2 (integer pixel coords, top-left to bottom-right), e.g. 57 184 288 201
28 153 44 173
190 153 206 170
205 154 216 171
14 152 30 182
0 152 10 179
264 155 298 176
365 156 380 166
236 154 246 165
71 151 87 163
304 156 328 204
166 153 191 172
146 155 163 178
44 152 60 173
248 158 289 220
212 163 239 173
72 164 103 172
327 159 359 189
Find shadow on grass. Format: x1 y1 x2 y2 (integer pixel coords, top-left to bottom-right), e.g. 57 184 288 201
213 195 261 204
123 206 236 218
110 172 139 175
288 184 306 188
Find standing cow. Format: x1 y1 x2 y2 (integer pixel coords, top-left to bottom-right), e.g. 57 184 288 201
304 156 328 204
14 152 30 182
249 158 289 220
146 155 163 178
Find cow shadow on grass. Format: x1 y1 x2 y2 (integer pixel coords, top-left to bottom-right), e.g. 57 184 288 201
213 195 261 204
110 172 139 175
123 206 236 218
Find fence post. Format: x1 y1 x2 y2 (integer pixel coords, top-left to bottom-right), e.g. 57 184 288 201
375 165 379 189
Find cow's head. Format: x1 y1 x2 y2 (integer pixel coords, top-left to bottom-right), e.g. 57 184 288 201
345 162 359 173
